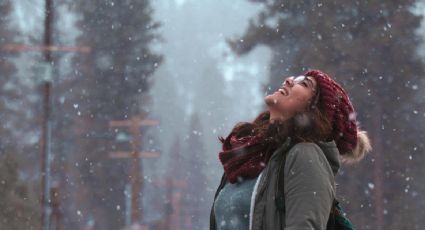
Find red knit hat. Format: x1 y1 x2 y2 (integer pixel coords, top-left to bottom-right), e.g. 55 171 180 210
304 70 370 160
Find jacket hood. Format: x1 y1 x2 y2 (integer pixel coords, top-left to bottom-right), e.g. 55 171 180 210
317 141 341 175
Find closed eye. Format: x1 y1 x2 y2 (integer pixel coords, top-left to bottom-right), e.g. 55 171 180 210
304 78 315 89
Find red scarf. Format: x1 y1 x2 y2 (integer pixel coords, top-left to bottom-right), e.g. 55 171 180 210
219 133 271 183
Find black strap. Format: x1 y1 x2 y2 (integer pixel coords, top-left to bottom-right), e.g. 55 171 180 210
275 140 293 212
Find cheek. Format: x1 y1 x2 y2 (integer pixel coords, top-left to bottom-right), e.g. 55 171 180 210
282 94 312 111
297 95 312 105
281 98 304 110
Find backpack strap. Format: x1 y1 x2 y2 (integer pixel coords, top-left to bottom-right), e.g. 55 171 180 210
275 139 293 212
275 151 287 211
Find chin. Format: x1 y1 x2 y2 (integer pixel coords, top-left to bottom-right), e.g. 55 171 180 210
264 94 277 106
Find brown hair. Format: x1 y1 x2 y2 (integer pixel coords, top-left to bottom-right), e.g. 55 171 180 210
219 106 332 157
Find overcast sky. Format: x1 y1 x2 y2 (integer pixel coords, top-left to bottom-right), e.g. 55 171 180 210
150 0 272 179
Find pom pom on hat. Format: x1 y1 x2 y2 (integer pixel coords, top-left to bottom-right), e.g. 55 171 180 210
305 69 371 161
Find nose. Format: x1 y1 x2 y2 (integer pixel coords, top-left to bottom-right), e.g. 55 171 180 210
283 77 294 87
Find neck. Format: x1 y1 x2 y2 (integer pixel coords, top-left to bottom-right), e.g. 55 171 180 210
268 109 290 123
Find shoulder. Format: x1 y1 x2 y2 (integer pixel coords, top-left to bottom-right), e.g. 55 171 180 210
284 142 332 177
281 142 335 229
287 142 326 163
289 142 322 153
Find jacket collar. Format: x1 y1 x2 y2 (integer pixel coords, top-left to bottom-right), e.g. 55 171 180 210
317 141 341 175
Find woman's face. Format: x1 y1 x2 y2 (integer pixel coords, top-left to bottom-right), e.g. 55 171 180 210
264 75 317 121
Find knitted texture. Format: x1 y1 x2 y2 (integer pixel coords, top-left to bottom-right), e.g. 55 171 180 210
305 70 357 155
219 133 269 184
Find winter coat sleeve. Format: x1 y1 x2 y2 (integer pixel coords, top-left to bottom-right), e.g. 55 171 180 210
283 143 335 230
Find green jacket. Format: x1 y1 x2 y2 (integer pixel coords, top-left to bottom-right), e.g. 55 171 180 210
210 140 340 230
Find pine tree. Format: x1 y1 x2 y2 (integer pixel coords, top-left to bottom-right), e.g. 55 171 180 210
0 1 40 228
183 114 209 230
0 152 40 229
60 0 163 229
0 1 16 141
163 136 186 230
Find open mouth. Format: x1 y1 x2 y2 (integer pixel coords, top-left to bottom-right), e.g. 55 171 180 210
278 88 288 96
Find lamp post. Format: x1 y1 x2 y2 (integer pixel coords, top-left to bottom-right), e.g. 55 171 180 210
40 1 54 228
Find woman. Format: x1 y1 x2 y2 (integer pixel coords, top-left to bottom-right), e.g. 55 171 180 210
210 69 371 230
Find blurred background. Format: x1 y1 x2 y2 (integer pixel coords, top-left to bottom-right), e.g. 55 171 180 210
1 0 425 229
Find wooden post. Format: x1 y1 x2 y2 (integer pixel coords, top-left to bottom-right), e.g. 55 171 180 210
49 186 61 230
1 44 91 53
109 115 159 225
